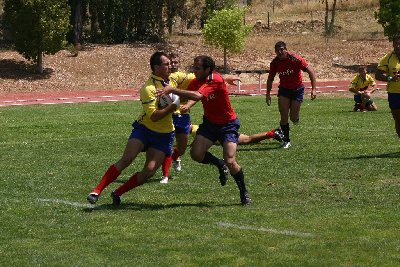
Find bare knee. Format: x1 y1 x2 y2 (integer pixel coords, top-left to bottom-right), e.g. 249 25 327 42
190 149 203 163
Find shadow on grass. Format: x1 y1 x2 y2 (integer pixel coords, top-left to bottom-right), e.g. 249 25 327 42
237 144 282 152
342 151 400 160
0 59 53 80
82 201 237 212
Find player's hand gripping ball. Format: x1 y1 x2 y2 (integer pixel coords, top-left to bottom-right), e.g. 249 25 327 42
158 93 180 108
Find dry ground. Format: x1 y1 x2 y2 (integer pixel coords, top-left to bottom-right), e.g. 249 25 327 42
0 2 390 94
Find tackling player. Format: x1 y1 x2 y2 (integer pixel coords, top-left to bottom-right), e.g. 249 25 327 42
160 55 252 205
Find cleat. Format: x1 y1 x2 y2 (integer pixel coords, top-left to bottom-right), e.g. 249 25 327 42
273 128 284 142
111 191 121 205
218 160 229 186
173 158 182 171
160 176 169 184
240 191 252 205
282 141 291 149
87 192 99 204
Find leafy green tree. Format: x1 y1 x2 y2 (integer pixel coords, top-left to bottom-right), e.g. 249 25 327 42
375 0 400 40
202 7 251 73
3 0 70 73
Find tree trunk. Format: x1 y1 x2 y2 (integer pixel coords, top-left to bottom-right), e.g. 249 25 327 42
328 0 337 34
37 52 43 74
223 47 227 74
324 0 329 34
73 0 82 45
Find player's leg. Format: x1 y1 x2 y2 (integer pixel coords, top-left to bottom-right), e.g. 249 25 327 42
237 128 283 145
223 141 251 205
391 108 400 137
87 138 144 204
278 95 291 148
289 100 302 124
365 99 378 111
111 148 166 205
111 130 174 204
191 134 228 186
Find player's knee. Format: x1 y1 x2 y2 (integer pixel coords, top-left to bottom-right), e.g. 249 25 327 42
190 150 202 162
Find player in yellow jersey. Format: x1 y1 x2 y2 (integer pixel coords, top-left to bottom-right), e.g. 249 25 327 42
160 53 196 183
160 53 241 183
349 66 377 112
376 35 400 138
87 52 178 205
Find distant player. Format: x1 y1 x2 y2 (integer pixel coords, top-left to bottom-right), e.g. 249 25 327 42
266 41 317 149
349 66 377 112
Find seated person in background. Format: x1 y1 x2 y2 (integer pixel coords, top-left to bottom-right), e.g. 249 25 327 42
349 66 378 112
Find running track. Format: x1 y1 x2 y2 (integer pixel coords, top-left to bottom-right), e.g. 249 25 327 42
0 80 387 107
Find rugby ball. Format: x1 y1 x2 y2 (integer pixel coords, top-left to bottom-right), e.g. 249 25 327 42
158 93 179 108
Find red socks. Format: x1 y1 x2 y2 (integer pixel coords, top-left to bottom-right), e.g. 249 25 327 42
93 164 121 195
265 129 276 139
114 173 139 196
162 156 173 177
171 148 179 161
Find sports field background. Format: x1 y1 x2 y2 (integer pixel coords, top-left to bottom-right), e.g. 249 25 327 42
1 95 399 266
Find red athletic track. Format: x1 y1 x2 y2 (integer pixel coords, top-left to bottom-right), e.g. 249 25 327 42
0 80 387 108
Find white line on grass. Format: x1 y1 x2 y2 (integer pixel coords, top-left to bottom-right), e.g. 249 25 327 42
217 222 315 238
37 198 93 208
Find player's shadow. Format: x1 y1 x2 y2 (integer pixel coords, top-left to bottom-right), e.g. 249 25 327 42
342 151 400 160
82 201 237 212
237 144 282 152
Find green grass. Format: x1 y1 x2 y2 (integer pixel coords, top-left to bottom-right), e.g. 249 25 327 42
1 96 400 266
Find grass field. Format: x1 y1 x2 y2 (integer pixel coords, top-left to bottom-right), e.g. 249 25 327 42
1 96 400 266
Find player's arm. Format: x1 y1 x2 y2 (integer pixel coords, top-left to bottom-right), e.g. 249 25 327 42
180 99 198 113
161 85 203 101
150 103 178 122
266 74 275 105
305 65 317 100
375 68 400 82
224 75 240 86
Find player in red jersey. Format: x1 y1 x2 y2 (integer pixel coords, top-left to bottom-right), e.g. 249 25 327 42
159 55 252 205
266 41 317 148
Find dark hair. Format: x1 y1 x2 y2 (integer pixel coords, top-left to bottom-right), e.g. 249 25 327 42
274 41 286 49
392 34 400 42
150 51 168 72
194 55 215 73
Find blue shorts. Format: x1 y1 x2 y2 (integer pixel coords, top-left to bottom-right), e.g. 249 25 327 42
173 113 191 134
129 121 175 156
278 86 304 102
354 94 373 107
197 116 240 144
388 93 400 110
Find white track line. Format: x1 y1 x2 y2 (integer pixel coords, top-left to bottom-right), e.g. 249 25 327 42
217 222 315 238
37 198 93 208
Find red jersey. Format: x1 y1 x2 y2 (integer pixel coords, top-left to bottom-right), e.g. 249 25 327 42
268 52 308 90
187 72 236 124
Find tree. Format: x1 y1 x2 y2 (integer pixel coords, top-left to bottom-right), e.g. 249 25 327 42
324 0 338 35
202 7 251 73
375 0 400 40
3 0 70 73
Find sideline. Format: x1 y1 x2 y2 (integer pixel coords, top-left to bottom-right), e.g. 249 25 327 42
0 81 387 108
217 222 315 238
